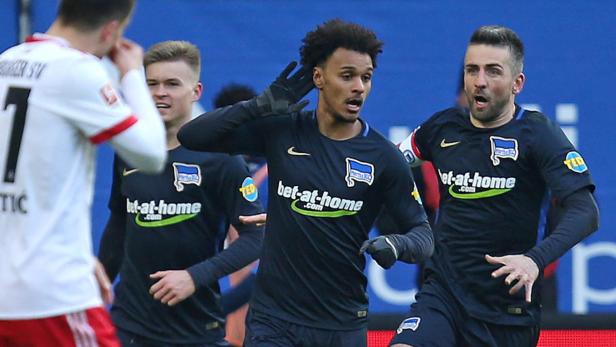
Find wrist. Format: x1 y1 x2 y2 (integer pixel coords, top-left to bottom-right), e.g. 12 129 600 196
524 250 544 270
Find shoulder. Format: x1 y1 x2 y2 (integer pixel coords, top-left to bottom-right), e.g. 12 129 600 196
365 126 408 169
422 107 466 129
40 51 110 100
63 54 108 87
181 148 247 171
520 109 561 136
521 109 552 126
366 126 399 152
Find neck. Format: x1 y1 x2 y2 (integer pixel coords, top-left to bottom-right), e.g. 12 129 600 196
316 111 362 140
470 103 516 129
165 116 191 150
46 21 101 56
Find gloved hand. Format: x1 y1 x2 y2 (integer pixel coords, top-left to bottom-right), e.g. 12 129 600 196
360 235 401 269
255 61 314 116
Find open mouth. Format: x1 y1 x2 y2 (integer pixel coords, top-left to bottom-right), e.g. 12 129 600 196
156 103 171 110
473 95 489 109
345 98 363 112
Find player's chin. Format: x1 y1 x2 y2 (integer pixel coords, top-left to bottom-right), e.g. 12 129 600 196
470 107 494 122
335 110 361 123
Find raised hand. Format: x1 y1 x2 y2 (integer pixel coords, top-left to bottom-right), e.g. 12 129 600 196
255 61 314 116
108 38 144 78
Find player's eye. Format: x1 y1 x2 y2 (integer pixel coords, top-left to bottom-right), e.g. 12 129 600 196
465 67 478 75
486 67 503 76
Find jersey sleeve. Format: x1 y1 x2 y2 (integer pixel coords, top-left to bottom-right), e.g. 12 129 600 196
178 100 272 156
212 155 265 233
379 146 429 232
32 57 136 144
530 114 595 199
398 111 442 166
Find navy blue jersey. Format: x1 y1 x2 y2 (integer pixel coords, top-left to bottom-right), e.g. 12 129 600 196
108 147 263 344
405 106 594 325
216 111 427 330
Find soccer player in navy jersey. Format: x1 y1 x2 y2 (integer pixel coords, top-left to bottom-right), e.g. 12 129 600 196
98 40 264 347
178 19 434 347
393 25 599 347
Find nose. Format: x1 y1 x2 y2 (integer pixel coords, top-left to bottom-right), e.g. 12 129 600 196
351 76 366 94
151 84 168 98
474 70 487 89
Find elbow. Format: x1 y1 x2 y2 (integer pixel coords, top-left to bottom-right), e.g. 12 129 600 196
244 228 264 261
415 239 434 262
140 152 167 174
425 239 435 259
177 124 192 148
584 191 600 237
177 122 204 151
589 200 600 234
128 148 167 174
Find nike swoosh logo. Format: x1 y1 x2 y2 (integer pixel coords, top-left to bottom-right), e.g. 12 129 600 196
440 139 460 148
287 146 311 156
122 168 140 176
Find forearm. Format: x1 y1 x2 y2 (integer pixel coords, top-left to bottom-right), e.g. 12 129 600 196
526 188 599 270
395 221 434 263
98 211 126 282
112 69 166 173
178 99 261 152
220 273 256 315
187 228 263 288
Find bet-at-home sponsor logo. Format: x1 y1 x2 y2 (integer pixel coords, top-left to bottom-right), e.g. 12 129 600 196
438 169 516 199
277 180 363 217
126 199 201 227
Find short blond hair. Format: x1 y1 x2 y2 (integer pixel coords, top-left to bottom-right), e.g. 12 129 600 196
144 40 201 78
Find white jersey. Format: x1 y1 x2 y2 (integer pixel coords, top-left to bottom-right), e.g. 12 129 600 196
0 34 137 318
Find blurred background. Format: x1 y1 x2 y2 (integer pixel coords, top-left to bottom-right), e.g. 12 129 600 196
3 0 615 345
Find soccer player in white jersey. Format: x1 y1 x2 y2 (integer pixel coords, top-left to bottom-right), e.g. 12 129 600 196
0 0 166 346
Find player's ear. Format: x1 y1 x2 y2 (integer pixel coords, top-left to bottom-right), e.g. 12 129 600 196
512 72 525 95
313 66 324 90
193 82 203 101
99 20 120 44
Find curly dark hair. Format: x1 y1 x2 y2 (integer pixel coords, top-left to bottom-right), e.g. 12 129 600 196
300 19 383 70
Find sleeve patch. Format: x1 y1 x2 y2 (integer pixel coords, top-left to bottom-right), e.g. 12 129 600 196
563 151 588 173
239 177 259 202
100 83 119 106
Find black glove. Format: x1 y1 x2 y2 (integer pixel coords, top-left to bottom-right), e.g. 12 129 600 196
359 235 401 269
255 61 314 116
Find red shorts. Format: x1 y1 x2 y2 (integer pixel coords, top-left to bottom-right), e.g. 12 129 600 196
0 306 119 347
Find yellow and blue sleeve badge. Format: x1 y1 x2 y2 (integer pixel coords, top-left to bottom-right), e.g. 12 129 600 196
239 177 258 202
563 151 588 173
